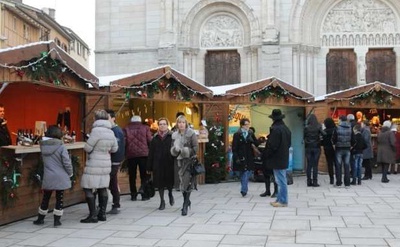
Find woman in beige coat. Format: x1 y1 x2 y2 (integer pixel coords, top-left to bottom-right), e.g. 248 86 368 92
80 109 118 223
170 115 198 216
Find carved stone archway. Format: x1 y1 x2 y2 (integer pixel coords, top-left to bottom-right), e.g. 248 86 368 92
289 0 400 95
180 0 261 48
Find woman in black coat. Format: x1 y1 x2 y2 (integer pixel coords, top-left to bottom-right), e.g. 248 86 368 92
322 117 336 185
232 118 258 197
147 118 175 210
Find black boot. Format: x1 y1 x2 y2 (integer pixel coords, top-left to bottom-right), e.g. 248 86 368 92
271 182 278 198
97 190 108 221
312 179 320 187
382 164 390 183
307 179 312 187
329 176 334 185
181 192 191 216
159 200 166 210
53 209 63 227
33 208 47 225
350 179 356 185
260 176 271 197
80 197 98 223
168 190 174 206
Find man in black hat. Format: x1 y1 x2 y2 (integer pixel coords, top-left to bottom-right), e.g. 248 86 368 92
262 109 291 207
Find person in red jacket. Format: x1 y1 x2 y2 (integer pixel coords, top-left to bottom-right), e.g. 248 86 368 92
124 115 152 201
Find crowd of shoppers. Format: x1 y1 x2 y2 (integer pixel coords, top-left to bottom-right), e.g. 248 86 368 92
32 105 400 226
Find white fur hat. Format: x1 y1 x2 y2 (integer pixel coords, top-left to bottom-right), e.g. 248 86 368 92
391 124 398 132
383 120 392 128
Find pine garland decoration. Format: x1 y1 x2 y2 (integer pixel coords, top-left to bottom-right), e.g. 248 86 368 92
0 156 21 207
204 121 227 183
21 52 67 85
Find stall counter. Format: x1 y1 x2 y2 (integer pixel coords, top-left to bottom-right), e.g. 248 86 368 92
0 142 86 226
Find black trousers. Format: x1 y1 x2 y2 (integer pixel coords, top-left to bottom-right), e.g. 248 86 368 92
324 147 336 179
363 159 372 178
127 157 147 197
40 190 64 211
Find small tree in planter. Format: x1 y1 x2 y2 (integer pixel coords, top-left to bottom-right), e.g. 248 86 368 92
204 121 227 183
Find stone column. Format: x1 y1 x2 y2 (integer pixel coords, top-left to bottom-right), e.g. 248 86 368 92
292 45 300 88
243 47 252 82
267 0 275 26
299 45 307 91
354 47 368 85
393 47 400 87
313 47 320 95
251 46 259 82
183 50 190 75
191 49 198 80
316 47 329 96
306 46 313 93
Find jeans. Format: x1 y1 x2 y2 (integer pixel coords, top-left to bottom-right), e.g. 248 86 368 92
273 169 288 204
109 164 121 208
352 154 363 181
240 170 250 193
306 147 321 181
335 149 351 186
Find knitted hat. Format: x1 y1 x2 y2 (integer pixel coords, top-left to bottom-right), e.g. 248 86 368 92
383 120 392 128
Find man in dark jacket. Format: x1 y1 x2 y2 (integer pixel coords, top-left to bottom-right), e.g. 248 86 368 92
105 109 125 214
124 115 152 201
263 109 291 207
0 104 11 147
332 115 354 187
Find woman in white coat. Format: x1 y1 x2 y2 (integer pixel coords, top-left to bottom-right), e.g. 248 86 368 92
80 109 118 223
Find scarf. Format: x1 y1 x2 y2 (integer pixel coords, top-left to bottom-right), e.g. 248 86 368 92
158 130 168 140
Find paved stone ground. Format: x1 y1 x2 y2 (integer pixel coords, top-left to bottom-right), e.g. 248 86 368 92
1 174 400 247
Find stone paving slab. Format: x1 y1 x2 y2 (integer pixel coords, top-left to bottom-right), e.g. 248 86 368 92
3 174 400 246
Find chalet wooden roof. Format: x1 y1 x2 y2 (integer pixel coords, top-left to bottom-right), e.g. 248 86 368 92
225 77 313 100
319 81 400 101
109 66 213 98
0 41 98 88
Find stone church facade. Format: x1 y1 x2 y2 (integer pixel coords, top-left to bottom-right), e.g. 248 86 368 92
95 0 400 96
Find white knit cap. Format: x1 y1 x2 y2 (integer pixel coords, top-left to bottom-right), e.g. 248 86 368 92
347 114 355 121
383 120 392 128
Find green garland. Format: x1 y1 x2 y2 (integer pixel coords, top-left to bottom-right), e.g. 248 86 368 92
349 90 394 108
204 121 227 183
20 52 67 85
250 86 290 102
29 154 81 190
0 156 21 207
126 79 195 101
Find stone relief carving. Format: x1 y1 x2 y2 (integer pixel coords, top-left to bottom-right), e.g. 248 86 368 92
200 15 243 47
322 0 397 33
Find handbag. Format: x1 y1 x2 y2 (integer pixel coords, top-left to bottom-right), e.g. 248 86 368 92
191 157 205 176
139 178 155 198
